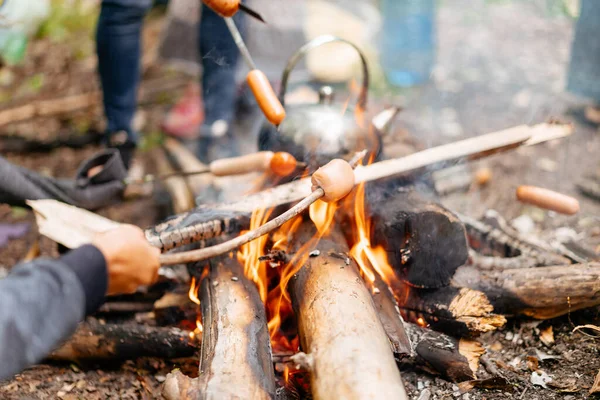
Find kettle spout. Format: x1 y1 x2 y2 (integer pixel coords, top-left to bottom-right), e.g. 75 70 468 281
371 106 402 136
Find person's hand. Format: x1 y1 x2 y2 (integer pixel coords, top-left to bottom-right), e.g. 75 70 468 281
92 225 161 295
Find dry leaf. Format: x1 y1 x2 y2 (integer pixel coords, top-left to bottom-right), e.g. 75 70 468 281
573 324 600 338
590 369 600 395
539 326 554 346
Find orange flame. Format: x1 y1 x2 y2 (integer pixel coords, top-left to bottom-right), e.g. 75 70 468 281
238 207 273 302
188 275 205 340
188 277 200 305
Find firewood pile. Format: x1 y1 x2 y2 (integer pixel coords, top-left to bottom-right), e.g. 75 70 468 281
32 121 600 400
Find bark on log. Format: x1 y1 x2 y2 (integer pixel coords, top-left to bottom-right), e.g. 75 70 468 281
49 320 198 362
197 257 276 399
288 222 408 400
369 276 485 382
453 263 600 319
367 186 469 288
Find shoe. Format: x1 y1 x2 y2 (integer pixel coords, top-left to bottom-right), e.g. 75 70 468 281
106 130 136 170
162 82 204 139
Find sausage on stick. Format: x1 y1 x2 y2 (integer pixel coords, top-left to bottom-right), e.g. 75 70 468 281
516 185 580 215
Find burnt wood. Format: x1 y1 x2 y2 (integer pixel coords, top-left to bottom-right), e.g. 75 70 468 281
49 320 197 362
368 186 469 288
369 275 485 382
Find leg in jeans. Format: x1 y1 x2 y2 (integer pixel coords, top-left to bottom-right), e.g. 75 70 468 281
198 5 245 132
96 0 152 167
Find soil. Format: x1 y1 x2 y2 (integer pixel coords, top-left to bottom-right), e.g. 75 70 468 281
1 1 600 399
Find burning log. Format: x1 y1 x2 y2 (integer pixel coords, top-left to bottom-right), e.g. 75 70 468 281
453 263 600 319
288 222 408 399
369 276 485 381
367 187 469 288
197 257 276 399
49 320 198 362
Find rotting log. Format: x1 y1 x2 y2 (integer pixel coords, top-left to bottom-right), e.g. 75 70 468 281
367 186 469 288
369 276 484 382
453 263 600 319
197 257 276 399
288 221 408 400
49 320 197 362
390 278 505 337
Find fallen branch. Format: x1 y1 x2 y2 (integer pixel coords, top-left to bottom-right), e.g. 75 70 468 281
0 77 188 128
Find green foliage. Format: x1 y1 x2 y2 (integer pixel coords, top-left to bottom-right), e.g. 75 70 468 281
139 130 165 152
37 0 99 43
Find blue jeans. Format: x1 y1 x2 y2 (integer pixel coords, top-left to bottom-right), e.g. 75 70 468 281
97 0 244 144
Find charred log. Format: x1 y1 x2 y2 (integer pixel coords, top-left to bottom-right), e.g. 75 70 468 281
367 187 469 288
453 263 600 319
389 278 505 336
370 275 485 381
288 221 408 400
196 257 276 400
404 324 485 382
49 320 198 362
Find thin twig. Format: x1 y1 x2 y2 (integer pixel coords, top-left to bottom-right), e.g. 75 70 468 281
159 188 324 265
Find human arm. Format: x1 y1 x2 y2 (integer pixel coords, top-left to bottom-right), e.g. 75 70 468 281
0 225 160 380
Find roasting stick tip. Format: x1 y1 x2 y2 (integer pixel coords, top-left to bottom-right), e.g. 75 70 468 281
158 159 355 265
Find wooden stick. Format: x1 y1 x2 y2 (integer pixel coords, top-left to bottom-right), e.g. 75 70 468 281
287 222 408 400
49 320 198 362
155 148 195 214
197 257 276 399
158 189 324 265
148 122 572 252
162 137 212 197
453 263 600 319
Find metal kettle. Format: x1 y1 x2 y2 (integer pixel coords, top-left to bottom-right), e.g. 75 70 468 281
257 35 400 171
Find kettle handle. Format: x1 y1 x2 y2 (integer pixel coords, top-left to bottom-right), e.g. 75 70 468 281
278 35 369 110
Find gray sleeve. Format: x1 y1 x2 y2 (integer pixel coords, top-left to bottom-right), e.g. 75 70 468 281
0 258 86 380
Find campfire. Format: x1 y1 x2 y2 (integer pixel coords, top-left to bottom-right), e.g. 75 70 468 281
28 113 600 399
25 34 596 399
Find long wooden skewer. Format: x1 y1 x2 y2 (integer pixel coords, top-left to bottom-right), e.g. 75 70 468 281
159 158 358 265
